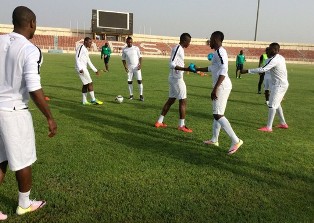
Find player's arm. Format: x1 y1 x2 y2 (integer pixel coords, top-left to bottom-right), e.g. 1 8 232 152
87 58 98 75
101 47 103 59
30 89 57 137
211 75 225 100
122 60 128 72
24 46 57 137
137 57 142 70
241 57 276 74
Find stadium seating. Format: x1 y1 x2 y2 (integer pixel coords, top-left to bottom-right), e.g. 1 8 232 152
1 31 313 62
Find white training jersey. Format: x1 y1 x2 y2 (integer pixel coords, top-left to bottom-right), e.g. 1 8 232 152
122 45 141 67
249 54 288 86
0 32 42 111
264 58 271 80
169 44 185 79
207 46 232 89
75 44 97 72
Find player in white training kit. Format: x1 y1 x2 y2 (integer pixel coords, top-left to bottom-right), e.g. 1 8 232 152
155 33 194 133
0 6 57 220
75 37 103 105
122 36 144 101
195 31 243 154
241 42 289 132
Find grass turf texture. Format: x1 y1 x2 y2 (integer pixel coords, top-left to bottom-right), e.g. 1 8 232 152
0 54 313 222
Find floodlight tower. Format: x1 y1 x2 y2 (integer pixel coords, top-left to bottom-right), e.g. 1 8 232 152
254 0 260 41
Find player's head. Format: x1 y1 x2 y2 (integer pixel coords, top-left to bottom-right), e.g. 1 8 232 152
240 50 243 54
209 31 224 50
12 6 36 39
267 43 280 57
83 37 92 48
126 36 133 47
179 33 191 48
105 42 109 47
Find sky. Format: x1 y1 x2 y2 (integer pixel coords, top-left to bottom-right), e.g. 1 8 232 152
0 0 313 44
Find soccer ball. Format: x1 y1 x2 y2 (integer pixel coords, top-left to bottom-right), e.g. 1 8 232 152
115 95 123 103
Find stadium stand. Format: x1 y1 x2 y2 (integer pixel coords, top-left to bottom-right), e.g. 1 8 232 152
1 24 313 63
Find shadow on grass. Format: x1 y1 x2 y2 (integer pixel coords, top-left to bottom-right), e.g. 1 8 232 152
48 96 314 193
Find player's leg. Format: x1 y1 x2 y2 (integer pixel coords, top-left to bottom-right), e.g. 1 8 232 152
177 81 192 132
155 79 177 128
259 85 280 131
0 124 8 220
273 86 288 128
0 161 8 185
104 57 109 72
127 69 134 99
155 97 176 128
213 88 242 153
135 70 144 101
204 119 221 146
0 132 8 185
238 64 243 78
78 69 92 105
2 110 45 215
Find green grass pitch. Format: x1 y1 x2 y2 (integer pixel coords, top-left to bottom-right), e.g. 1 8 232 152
1 54 313 222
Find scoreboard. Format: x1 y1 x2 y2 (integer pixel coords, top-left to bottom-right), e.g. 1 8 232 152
91 9 133 35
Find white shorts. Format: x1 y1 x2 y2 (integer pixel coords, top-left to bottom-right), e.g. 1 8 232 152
77 68 92 85
127 67 142 81
212 87 231 115
0 110 37 171
168 77 187 100
269 85 288 109
264 74 272 91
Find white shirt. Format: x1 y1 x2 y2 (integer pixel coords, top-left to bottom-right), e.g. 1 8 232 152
75 44 97 72
169 44 185 79
264 58 271 80
0 32 42 111
122 46 141 67
207 47 232 89
249 54 289 86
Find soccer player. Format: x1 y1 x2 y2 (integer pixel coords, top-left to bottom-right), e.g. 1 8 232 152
240 42 289 132
235 50 246 79
194 31 243 154
155 33 195 133
257 48 268 94
75 37 103 105
122 37 144 101
101 42 111 72
0 6 57 220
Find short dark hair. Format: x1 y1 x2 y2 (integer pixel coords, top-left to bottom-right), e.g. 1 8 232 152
84 37 91 42
269 42 280 50
126 36 133 41
211 31 224 42
180 33 191 42
12 6 36 28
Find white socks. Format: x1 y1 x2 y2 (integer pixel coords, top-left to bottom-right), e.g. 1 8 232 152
82 93 87 103
157 115 164 123
217 117 239 144
128 84 133 96
211 119 221 142
276 104 286 124
18 190 31 209
179 119 185 127
89 91 96 101
138 84 143 96
267 107 276 129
